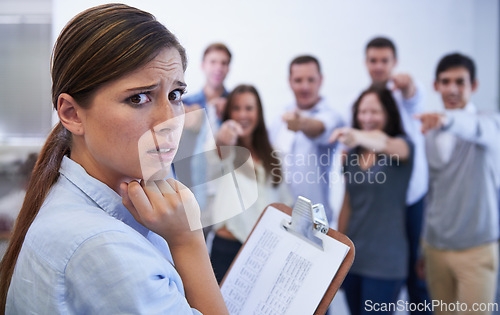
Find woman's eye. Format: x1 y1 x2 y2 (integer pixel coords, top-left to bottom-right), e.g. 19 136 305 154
129 93 150 105
168 89 184 102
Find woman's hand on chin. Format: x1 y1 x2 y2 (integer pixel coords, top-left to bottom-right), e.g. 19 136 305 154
120 179 203 247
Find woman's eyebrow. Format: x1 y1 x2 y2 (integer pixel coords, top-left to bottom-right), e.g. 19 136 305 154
126 81 186 91
126 83 160 92
175 81 187 88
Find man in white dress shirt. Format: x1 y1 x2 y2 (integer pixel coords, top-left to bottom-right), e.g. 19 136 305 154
270 55 344 227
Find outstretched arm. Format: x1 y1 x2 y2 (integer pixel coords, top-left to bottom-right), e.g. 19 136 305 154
415 111 500 148
329 127 410 161
391 74 424 115
392 73 417 100
215 120 243 160
282 110 325 138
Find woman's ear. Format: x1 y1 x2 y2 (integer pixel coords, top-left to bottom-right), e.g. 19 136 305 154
57 93 85 136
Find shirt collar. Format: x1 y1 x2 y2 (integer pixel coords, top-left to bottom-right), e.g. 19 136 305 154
445 102 477 114
192 87 229 109
294 97 325 114
464 102 477 114
59 156 149 237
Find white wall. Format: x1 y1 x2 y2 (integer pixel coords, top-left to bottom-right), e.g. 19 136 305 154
0 0 51 16
53 0 499 125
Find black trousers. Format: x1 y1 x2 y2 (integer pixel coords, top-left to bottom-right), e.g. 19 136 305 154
210 234 242 284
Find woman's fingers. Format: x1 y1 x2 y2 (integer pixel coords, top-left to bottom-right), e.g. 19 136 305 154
165 177 181 192
121 178 202 241
126 180 175 227
166 179 202 231
155 179 180 210
143 180 180 217
227 120 243 136
121 181 154 224
329 128 343 143
155 179 177 196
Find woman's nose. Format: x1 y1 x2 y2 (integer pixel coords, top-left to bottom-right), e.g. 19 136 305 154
360 112 370 120
153 99 183 134
233 110 244 121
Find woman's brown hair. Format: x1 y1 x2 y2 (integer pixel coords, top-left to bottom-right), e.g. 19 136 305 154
221 84 282 186
0 4 187 311
352 84 406 137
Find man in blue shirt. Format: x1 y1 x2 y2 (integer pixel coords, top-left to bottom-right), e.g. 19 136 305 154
175 43 231 216
183 42 231 127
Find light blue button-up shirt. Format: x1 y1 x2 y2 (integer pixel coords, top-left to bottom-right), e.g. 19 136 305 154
6 156 201 314
390 81 428 205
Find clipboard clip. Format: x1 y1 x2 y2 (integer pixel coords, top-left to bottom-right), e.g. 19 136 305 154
282 196 329 251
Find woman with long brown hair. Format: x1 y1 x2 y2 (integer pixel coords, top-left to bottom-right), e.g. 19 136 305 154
208 84 292 283
0 4 227 314
330 86 413 315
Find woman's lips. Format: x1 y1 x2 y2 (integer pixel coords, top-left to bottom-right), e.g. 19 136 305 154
147 146 176 163
138 125 181 181
147 148 174 154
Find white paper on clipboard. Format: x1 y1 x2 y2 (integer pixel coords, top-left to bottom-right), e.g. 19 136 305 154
220 205 350 315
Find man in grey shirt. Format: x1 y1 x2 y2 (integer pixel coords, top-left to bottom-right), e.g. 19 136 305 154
416 53 500 315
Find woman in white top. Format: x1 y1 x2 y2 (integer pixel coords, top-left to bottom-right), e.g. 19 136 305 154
210 84 292 283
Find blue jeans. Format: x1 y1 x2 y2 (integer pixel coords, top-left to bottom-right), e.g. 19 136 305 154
406 197 432 314
343 273 404 315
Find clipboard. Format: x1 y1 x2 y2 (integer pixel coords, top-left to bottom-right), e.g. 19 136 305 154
220 196 355 315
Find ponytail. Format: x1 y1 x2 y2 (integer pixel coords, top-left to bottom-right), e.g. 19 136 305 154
0 122 71 312
0 3 188 312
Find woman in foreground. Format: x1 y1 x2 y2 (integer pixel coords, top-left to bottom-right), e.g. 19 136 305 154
0 4 227 314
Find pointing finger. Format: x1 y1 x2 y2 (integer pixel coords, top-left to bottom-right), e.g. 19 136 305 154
329 129 342 143
232 121 244 135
